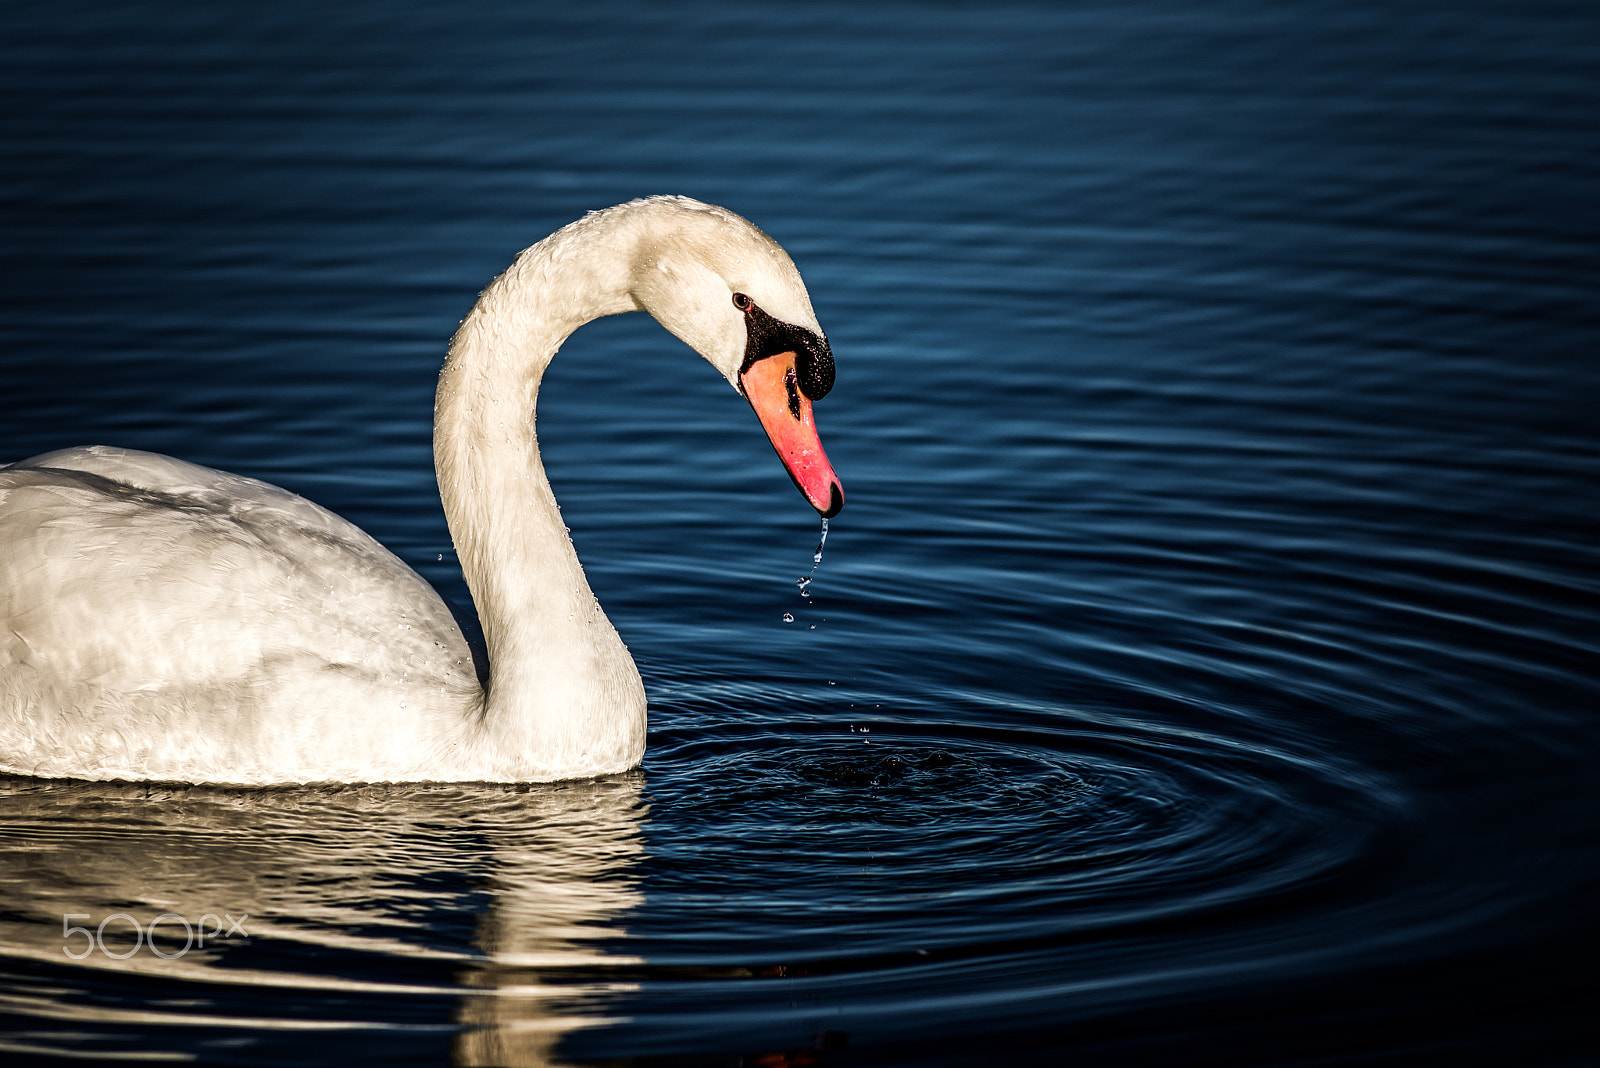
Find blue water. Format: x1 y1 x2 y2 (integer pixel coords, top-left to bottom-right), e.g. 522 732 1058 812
2 1 1597 1064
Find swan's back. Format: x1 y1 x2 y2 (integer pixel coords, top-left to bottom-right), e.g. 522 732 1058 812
0 447 479 783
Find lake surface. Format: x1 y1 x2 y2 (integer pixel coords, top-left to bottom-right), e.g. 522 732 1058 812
2 1 1597 1064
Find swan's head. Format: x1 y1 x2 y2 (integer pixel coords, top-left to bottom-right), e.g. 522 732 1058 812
624 197 843 518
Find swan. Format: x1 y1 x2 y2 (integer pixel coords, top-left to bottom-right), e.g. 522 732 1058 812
0 196 842 785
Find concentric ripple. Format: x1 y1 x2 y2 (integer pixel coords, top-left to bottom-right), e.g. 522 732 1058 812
632 706 1404 974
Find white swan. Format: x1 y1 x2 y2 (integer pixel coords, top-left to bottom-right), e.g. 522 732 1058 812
0 196 842 785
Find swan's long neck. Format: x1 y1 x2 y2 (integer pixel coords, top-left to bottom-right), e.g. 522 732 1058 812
433 211 648 776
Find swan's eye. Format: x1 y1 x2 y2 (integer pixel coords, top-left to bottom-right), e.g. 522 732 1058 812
732 292 752 311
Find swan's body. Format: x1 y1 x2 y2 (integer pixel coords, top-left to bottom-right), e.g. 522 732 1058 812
0 196 842 785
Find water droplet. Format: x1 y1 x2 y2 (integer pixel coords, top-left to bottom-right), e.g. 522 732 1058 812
437 553 443 561
782 612 794 623
795 517 830 605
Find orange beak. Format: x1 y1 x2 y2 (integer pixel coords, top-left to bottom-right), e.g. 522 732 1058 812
740 351 844 518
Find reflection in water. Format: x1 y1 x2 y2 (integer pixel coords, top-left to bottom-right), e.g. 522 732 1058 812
452 779 646 1066
0 774 646 1066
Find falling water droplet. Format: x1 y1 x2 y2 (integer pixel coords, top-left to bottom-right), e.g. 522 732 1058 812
797 517 829 600
782 612 795 623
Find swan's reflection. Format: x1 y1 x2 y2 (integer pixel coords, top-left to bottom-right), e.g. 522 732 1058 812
0 773 647 1066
